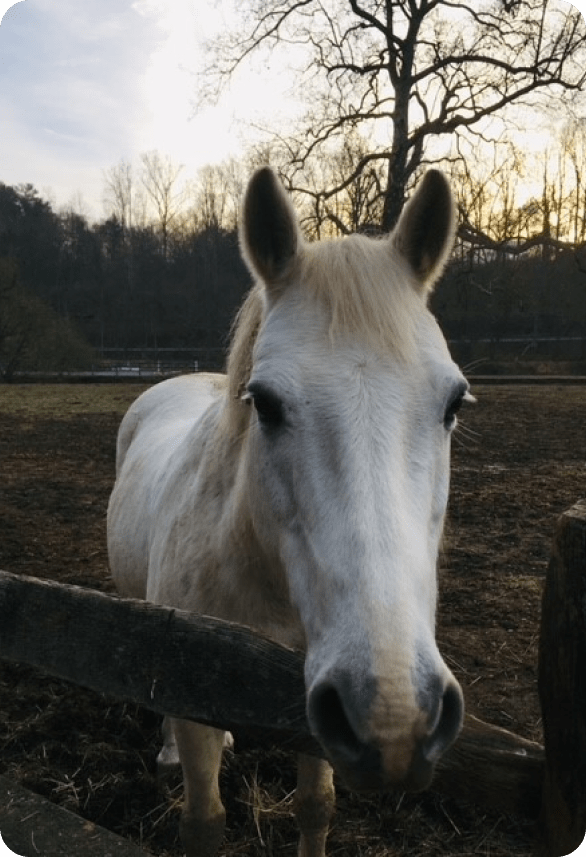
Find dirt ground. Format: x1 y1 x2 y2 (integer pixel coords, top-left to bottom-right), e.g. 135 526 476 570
0 381 585 857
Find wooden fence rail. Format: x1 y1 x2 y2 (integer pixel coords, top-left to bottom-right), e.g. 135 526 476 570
0 569 543 815
0 499 584 856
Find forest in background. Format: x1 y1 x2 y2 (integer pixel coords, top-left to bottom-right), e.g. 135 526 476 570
0 171 247 380
1 145 586 381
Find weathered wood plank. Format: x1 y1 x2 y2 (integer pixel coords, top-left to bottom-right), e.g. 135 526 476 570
0 774 150 857
538 499 586 856
0 569 544 818
0 569 313 754
434 713 544 819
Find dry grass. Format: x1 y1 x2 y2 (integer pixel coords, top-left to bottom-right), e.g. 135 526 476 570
0 382 148 420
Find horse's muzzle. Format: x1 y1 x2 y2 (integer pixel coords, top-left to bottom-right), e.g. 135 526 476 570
306 670 464 791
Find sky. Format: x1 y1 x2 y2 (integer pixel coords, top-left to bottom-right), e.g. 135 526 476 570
0 0 300 219
1 0 585 222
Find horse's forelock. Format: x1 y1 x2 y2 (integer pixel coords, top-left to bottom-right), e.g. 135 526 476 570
298 234 422 360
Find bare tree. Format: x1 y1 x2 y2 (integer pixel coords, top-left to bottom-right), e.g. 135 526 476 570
560 118 586 245
140 151 185 258
205 0 586 234
103 160 136 230
458 115 586 259
102 159 141 320
287 130 386 236
189 160 245 233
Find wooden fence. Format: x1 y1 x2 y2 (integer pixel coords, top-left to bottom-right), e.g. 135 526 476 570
0 499 584 857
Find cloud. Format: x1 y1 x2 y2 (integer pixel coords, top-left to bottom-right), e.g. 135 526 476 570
0 0 302 216
0 0 165 212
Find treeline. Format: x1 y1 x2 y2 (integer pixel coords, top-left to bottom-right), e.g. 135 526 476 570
1 165 586 381
434 249 586 367
0 179 250 380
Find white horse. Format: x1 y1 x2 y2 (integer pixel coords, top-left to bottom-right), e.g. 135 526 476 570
107 167 469 857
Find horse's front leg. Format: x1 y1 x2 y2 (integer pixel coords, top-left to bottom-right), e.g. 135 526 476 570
158 716 233 783
172 718 226 857
293 754 335 857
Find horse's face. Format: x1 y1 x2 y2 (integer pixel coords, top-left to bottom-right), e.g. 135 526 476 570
239 168 466 791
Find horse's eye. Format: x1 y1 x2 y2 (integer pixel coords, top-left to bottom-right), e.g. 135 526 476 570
444 385 474 430
444 393 464 429
245 384 284 429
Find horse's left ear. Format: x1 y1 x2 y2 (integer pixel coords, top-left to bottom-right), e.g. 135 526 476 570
240 167 301 292
391 170 457 296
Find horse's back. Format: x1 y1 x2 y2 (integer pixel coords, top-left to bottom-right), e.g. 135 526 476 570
115 373 227 474
108 373 227 599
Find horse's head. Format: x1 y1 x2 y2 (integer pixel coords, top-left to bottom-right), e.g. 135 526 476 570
238 167 467 791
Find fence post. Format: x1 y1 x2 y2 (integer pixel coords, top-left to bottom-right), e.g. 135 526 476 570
538 499 586 856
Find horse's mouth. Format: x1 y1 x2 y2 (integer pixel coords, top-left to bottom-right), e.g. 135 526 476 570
344 757 439 794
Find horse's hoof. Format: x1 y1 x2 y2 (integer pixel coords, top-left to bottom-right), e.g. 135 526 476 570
180 809 226 857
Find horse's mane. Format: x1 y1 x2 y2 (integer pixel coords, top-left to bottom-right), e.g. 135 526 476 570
226 283 264 403
226 232 423 403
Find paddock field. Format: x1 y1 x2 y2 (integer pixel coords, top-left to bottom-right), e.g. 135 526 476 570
0 381 585 856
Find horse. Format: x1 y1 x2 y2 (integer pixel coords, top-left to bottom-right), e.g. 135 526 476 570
107 166 470 857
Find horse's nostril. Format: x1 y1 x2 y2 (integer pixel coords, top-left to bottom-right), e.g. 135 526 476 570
308 683 363 763
422 681 464 764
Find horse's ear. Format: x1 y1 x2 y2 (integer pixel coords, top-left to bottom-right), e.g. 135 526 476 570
391 170 456 296
240 167 301 291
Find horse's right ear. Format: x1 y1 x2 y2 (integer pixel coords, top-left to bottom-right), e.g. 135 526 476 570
240 167 301 290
